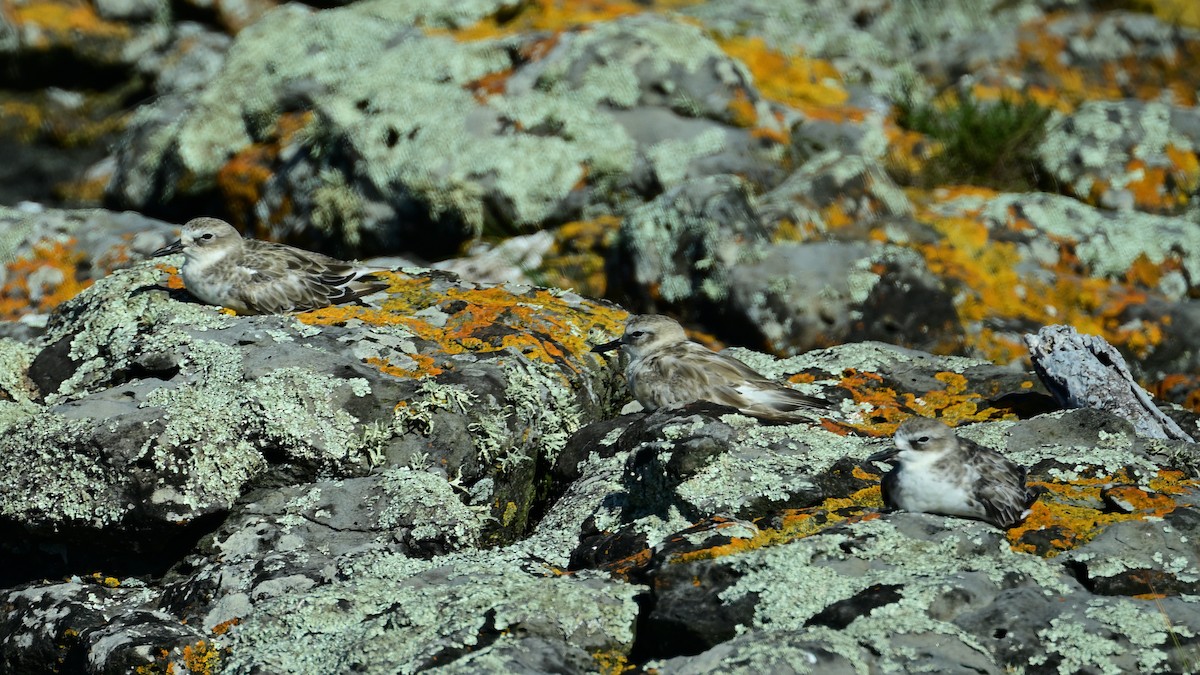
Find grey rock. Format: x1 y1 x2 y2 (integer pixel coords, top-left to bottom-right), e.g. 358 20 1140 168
106 8 793 258
608 174 770 313
0 245 622 551
726 240 959 356
160 468 488 631
651 629 864 674
218 551 640 675
685 0 1040 90
757 151 913 232
1038 100 1200 214
1026 324 1195 441
1063 508 1200 596
0 578 204 675
95 0 167 22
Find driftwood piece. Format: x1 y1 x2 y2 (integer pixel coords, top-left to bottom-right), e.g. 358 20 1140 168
1024 325 1195 442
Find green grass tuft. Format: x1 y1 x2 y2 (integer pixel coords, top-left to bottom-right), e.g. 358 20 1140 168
893 90 1053 192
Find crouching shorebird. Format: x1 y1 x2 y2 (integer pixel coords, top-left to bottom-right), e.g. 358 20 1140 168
591 314 831 422
868 417 1042 529
152 217 390 315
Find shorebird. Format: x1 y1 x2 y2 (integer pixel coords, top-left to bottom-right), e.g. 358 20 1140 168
867 417 1041 529
152 217 389 314
591 314 830 422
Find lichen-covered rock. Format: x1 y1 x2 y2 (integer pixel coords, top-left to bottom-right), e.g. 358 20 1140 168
611 404 861 520
0 206 177 322
908 188 1200 374
726 240 961 355
608 168 960 354
607 174 770 315
0 0 170 72
0 250 626 559
105 5 793 258
159 468 490 632
0 575 208 675
1 289 1198 672
684 0 1040 90
218 551 641 675
1038 100 1200 214
757 151 913 235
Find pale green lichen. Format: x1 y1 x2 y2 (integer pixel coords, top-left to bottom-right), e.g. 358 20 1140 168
724 340 988 381
1029 596 1198 675
500 357 584 464
646 129 728 189
396 379 478 435
1003 417 1163 484
720 517 1074 670
377 468 487 547
0 412 126 526
0 338 36 403
672 423 869 514
221 549 641 675
141 338 376 515
46 263 234 402
620 176 768 305
246 367 371 464
979 192 1200 282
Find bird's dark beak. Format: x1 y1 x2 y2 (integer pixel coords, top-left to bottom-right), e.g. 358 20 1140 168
591 338 623 354
866 447 900 464
152 239 184 257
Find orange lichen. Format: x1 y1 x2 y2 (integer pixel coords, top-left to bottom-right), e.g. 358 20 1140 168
836 369 1015 436
1007 469 1197 556
7 0 132 44
904 193 1173 363
671 486 884 564
0 238 91 320
181 640 219 675
209 617 241 636
296 272 627 380
1119 151 1200 213
1132 0 1200 28
717 37 851 114
0 99 46 143
978 12 1200 109
531 216 621 297
443 0 702 41
215 111 313 232
592 649 633 675
726 88 758 128
466 69 514 99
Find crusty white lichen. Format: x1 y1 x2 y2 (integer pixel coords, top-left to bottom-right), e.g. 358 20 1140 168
220 549 641 675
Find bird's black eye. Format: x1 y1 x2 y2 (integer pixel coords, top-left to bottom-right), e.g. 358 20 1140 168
916 435 930 444
199 233 214 241
629 330 646 339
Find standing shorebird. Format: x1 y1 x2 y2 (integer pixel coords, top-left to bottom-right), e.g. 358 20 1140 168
152 217 389 315
867 417 1041 529
591 314 830 422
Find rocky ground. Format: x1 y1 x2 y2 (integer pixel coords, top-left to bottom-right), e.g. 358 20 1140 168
1 0 1200 673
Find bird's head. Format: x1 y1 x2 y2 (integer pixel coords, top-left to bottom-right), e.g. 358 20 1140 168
591 314 688 360
152 217 243 262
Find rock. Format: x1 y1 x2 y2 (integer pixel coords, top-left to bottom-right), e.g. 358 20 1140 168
649 629 864 674
0 576 207 675
158 468 489 631
607 175 769 317
725 240 960 355
1026 324 1195 441
105 7 794 258
0 253 626 581
0 206 178 321
1039 100 1200 214
684 0 1039 90
218 551 641 675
